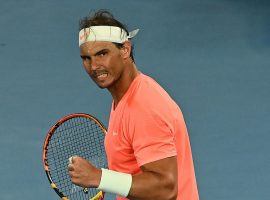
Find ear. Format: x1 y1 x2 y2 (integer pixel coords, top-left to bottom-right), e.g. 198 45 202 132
120 41 132 60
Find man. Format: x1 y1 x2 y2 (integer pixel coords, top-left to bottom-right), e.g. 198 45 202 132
68 10 199 200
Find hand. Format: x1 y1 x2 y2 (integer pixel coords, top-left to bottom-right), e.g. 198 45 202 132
68 156 102 188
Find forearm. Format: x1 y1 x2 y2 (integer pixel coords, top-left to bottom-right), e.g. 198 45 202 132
69 156 178 200
85 157 178 200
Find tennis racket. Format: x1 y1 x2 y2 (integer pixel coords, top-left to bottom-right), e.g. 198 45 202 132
42 113 107 200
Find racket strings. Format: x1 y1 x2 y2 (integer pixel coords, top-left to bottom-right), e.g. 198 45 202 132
46 116 107 199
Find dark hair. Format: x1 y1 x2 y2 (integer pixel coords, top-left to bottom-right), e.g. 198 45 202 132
79 10 135 62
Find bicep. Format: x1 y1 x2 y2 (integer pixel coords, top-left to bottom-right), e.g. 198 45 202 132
140 156 178 187
128 156 178 200
141 156 177 175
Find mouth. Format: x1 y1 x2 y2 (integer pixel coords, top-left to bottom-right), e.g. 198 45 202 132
94 71 109 80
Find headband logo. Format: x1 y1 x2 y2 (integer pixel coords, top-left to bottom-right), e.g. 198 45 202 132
79 29 91 42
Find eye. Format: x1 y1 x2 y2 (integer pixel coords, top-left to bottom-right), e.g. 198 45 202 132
97 51 108 57
81 56 91 61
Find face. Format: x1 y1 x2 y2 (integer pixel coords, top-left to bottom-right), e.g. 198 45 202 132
80 41 128 89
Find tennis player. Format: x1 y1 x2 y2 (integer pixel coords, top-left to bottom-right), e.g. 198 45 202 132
68 10 199 200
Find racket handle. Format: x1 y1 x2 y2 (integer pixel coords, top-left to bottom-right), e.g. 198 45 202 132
90 191 104 200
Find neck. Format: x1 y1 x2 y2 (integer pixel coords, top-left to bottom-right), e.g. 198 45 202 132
108 62 139 108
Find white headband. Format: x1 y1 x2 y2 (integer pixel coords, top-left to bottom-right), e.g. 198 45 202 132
79 26 139 46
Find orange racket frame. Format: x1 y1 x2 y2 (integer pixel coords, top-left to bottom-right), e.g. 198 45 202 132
42 113 106 200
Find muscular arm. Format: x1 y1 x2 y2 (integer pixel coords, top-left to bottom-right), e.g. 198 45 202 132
129 156 178 200
68 156 178 200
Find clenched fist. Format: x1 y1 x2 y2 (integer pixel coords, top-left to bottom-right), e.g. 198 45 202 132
68 156 102 188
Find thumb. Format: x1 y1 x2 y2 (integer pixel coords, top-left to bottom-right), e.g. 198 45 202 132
68 155 79 164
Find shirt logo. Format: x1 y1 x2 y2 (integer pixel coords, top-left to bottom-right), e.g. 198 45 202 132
112 131 118 136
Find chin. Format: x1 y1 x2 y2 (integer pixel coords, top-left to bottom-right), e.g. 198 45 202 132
96 84 107 89
91 76 115 89
95 81 113 89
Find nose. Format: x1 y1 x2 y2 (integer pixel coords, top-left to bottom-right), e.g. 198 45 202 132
90 57 99 71
83 57 99 71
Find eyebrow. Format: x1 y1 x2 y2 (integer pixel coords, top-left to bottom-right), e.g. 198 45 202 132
80 48 109 59
95 49 108 56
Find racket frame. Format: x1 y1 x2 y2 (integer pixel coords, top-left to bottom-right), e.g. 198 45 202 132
42 113 106 200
